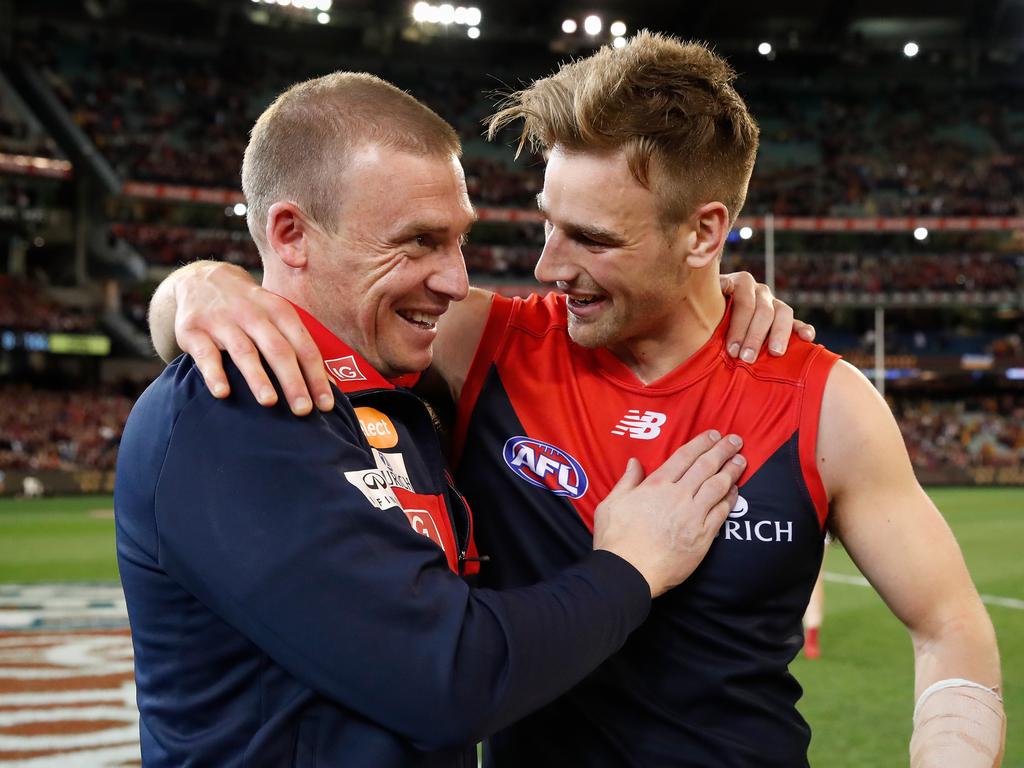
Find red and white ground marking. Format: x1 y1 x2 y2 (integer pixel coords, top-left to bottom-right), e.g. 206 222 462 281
0 584 138 766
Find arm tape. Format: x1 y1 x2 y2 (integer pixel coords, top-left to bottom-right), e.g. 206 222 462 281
910 678 1006 768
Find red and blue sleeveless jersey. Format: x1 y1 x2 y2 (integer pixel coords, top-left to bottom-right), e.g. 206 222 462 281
453 292 840 767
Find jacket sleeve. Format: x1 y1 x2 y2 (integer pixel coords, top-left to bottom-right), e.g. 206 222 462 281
153 361 650 750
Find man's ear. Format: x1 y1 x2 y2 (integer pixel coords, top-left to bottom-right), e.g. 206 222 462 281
266 201 311 269
684 201 730 269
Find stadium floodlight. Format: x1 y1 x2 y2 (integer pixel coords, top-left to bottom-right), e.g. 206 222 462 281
583 14 602 35
425 4 441 22
465 6 481 26
913 226 928 240
904 41 919 57
467 25 480 38
613 36 626 49
412 2 430 21
438 3 455 24
739 226 754 240
233 202 248 216
454 6 468 24
315 0 331 10
562 18 577 33
317 11 329 23
609 20 626 37
758 42 772 56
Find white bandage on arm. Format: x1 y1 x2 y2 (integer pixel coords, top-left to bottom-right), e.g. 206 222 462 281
910 678 1006 768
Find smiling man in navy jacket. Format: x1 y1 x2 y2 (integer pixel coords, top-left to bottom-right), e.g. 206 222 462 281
114 72 753 767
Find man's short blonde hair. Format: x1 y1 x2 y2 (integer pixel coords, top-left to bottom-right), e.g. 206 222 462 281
488 32 759 226
242 72 461 250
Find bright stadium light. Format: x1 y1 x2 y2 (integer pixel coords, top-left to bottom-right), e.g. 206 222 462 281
317 11 329 23
904 41 919 57
425 4 441 22
315 0 331 9
233 202 248 216
913 226 928 240
583 14 602 35
562 18 577 33
453 6 468 24
613 36 626 49
438 3 455 23
467 26 480 38
413 1 430 21
465 6 481 26
758 41 772 55
739 226 754 240
609 20 626 37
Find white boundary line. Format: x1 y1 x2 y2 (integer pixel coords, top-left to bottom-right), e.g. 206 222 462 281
824 571 1024 610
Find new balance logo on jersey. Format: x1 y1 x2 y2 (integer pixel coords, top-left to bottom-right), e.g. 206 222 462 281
610 410 667 440
720 495 794 543
502 436 589 499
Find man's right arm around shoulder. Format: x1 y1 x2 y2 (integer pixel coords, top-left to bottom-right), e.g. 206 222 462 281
137 354 745 749
148 260 337 416
148 262 813 413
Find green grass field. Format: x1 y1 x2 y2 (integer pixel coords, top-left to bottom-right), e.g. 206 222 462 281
1 488 1020 765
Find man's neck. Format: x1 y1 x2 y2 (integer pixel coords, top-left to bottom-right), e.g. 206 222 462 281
607 285 726 385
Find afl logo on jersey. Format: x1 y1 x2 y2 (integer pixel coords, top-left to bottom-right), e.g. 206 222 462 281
503 436 589 499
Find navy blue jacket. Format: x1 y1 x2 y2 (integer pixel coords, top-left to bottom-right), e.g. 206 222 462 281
115 340 650 767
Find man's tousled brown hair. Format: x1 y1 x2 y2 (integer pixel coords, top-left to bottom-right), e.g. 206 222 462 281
243 72 460 252
487 31 759 225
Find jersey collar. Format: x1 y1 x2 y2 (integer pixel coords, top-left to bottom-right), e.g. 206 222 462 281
587 297 733 392
287 300 421 394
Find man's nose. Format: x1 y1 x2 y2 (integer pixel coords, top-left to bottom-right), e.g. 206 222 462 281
534 229 575 285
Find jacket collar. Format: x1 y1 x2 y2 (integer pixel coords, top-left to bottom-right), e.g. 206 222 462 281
288 300 421 394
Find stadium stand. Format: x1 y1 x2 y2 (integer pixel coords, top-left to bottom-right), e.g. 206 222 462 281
0 383 135 472
0 274 96 332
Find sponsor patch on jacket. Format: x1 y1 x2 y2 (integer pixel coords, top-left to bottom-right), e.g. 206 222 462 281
344 449 413 510
324 355 366 383
354 407 399 449
502 436 588 499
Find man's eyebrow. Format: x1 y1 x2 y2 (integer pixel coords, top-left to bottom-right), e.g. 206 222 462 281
535 194 622 244
565 222 625 245
391 211 477 242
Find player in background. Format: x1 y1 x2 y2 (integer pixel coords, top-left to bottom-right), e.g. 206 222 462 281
803 555 826 659
149 34 1004 768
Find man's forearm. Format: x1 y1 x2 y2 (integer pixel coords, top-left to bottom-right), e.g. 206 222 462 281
911 606 1000 698
910 613 1004 767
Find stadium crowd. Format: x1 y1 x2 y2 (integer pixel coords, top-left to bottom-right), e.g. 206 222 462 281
721 252 1023 294
0 384 134 472
17 28 1024 216
894 394 1024 472
0 275 96 332
111 223 259 269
